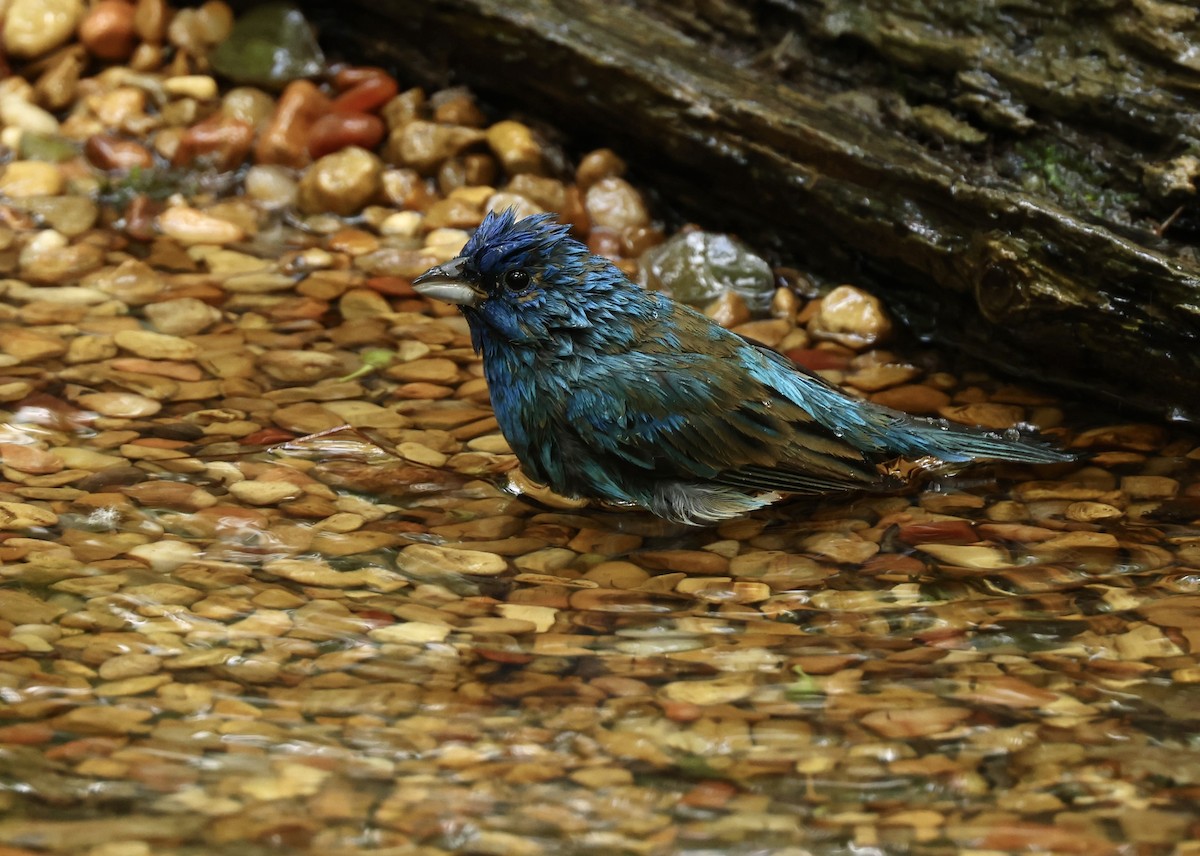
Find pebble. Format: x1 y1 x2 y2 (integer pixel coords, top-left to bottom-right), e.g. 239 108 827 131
244 164 299 208
385 357 459 384
732 318 791 348
76 391 163 418
400 543 509 577
332 69 399 114
79 0 138 60
126 540 203 571
939 402 1024 430
386 120 486 174
1 328 69 362
1121 475 1179 499
397 442 448 467
4 0 83 58
228 479 304 506
0 161 65 198
861 706 972 738
0 443 65 475
24 196 100 237
164 75 219 100
256 79 330 167
144 297 223 335
308 112 386 159
870 384 951 414
576 147 626 189
173 113 255 171
584 177 650 231
0 500 58 529
660 674 757 705
845 362 921 392
486 120 543 174
297 146 384 216
0 90 60 136
705 291 752 328
114 330 200 361
810 285 893 349
158 206 246 245
258 350 342 383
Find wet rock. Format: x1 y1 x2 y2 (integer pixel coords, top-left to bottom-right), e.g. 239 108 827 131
939 402 1024 430
297 146 383 216
80 0 139 60
576 147 627 190
0 328 69 362
385 120 486 174
0 162 65 198
1121 475 1179 499
704 290 751 328
641 230 775 315
209 3 324 88
584 177 649 231
308 112 386 159
114 330 200 361
0 88 60 137
862 705 972 738
400 543 509 577
76 391 163 418
158 205 246 245
20 196 98 239
870 383 951 414
4 0 84 58
173 114 255 172
144 298 223 335
229 479 303 506
809 285 893 349
258 350 342 383
256 79 330 167
486 120 543 174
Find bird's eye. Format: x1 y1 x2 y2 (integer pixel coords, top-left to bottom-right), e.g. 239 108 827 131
502 269 530 291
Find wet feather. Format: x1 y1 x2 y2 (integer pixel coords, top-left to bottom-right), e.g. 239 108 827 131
413 210 1074 524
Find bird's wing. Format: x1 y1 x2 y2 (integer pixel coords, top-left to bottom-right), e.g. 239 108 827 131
564 350 882 495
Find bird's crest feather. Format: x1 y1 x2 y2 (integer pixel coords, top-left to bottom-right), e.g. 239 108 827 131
462 209 574 277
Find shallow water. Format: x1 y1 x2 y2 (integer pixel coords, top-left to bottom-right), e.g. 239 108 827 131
0 24 1196 850
1 310 1198 856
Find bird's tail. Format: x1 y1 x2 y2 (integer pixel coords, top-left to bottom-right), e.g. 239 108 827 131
882 416 1076 465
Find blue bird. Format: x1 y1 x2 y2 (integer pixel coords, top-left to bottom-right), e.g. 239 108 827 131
413 210 1074 525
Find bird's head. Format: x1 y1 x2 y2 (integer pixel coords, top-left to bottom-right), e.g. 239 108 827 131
413 209 639 351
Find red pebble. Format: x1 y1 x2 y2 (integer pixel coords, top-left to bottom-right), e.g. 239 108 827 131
243 428 297 446
785 348 852 371
355 610 396 628
897 520 978 546
365 275 417 297
0 723 55 745
680 780 738 809
256 80 331 168
331 71 399 114
477 648 535 664
333 65 390 88
307 112 386 159
85 134 155 171
174 114 255 172
661 700 704 722
124 194 162 242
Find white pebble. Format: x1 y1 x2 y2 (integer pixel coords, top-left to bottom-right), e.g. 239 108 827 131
379 210 424 237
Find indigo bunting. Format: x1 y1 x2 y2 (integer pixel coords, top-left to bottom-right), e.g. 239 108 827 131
413 210 1073 524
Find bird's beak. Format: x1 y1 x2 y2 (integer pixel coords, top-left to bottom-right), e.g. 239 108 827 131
412 258 484 307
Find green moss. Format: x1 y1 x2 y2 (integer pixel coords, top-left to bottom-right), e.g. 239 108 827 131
1009 139 1139 215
